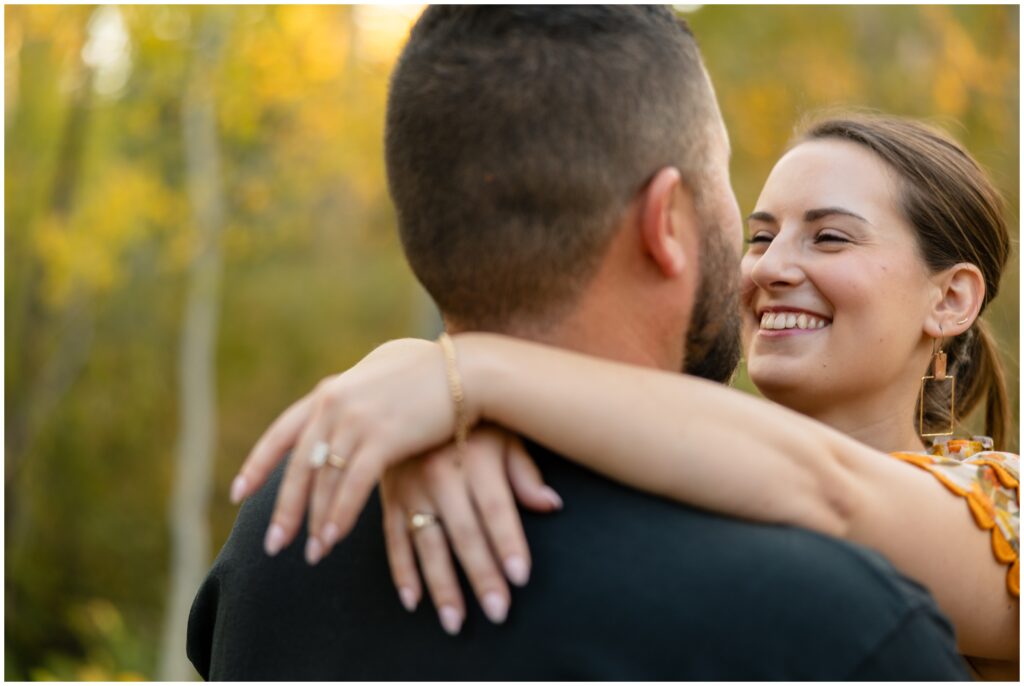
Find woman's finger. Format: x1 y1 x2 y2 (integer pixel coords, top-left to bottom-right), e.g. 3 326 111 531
506 435 563 512
380 472 422 612
232 392 316 504
464 433 533 587
306 429 359 560
264 407 330 557
404 489 466 636
306 462 344 563
424 451 511 625
319 441 388 549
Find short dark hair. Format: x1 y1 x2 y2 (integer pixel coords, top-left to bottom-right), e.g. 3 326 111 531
386 6 721 330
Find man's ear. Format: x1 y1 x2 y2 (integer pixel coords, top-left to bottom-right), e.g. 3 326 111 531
923 263 985 338
639 166 699 278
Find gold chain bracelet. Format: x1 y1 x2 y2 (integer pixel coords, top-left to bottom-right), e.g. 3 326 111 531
437 332 468 463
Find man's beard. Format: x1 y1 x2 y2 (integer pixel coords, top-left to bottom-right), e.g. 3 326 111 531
682 222 742 383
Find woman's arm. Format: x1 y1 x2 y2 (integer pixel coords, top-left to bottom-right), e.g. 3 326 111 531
236 333 1016 658
454 333 1018 659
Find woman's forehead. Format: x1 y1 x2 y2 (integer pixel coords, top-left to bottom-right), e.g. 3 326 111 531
758 139 902 217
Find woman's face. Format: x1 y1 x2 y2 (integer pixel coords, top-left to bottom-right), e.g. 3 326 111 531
740 139 936 412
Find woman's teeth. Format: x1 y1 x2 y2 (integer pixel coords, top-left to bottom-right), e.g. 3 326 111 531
759 312 829 331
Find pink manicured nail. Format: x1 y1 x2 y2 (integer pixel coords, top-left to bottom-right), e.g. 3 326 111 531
399 587 418 612
321 523 340 548
504 555 530 586
438 605 463 635
543 486 563 510
482 592 508 624
264 524 286 556
305 537 324 565
230 475 248 504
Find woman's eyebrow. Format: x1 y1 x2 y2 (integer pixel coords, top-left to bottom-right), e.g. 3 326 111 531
747 211 775 223
804 206 870 224
747 207 871 225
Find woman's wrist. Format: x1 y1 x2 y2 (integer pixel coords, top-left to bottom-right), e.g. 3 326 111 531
450 332 506 426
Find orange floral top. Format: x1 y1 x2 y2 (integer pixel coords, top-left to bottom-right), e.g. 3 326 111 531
890 438 1020 598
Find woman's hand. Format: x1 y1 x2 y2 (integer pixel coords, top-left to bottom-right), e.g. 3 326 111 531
231 337 480 558
380 426 562 635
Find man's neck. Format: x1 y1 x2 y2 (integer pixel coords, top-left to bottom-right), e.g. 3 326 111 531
450 285 684 373
521 256 687 372
510 316 675 372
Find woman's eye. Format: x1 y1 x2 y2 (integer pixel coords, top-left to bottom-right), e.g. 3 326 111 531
745 233 773 245
815 232 851 244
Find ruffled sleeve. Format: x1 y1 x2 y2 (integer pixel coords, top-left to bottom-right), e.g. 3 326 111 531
890 444 1019 598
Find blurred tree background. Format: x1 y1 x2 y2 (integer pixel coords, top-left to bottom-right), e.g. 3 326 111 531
4 4 1018 680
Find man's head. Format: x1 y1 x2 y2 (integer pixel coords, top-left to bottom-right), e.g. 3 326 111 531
386 6 742 380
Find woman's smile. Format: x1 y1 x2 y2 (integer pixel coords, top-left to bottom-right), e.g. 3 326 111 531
754 307 832 337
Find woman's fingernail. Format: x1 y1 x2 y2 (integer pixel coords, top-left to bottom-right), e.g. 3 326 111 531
264 524 286 556
482 592 508 624
304 537 324 565
230 475 248 504
321 523 340 548
504 555 530 586
543 486 563 510
438 605 463 635
399 587 417 612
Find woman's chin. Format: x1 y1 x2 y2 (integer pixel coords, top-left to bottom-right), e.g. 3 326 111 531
747 363 816 406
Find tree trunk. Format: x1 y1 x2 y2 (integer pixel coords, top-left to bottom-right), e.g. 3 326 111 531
158 8 229 680
5 14 96 628
5 24 95 490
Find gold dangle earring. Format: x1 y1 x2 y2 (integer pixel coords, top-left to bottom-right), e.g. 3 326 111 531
918 329 956 438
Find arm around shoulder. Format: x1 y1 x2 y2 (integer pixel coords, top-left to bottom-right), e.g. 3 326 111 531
455 332 1019 660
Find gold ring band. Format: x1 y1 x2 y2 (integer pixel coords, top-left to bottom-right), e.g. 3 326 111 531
327 452 349 470
408 511 440 533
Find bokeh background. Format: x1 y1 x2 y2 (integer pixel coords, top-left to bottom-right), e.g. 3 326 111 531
5 4 1019 681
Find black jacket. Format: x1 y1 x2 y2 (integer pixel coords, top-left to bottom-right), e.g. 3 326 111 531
187 443 968 680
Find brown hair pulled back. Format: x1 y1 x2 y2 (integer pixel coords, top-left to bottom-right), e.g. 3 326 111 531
800 115 1012 448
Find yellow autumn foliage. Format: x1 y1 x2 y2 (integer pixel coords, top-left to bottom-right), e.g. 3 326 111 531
31 165 184 306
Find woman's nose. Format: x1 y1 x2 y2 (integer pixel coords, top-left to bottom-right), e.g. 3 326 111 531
748 237 805 290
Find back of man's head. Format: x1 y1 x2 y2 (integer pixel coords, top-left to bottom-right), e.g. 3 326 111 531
385 6 723 331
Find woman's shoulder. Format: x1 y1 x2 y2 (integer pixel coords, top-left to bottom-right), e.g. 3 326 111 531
889 436 1019 598
891 437 1018 482
966 450 1019 485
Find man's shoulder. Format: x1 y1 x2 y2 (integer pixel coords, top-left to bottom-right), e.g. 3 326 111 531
528 441 937 609
188 449 966 680
527 440 915 592
524 444 964 679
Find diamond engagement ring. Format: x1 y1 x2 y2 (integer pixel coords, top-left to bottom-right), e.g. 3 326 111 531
310 440 330 468
408 511 440 533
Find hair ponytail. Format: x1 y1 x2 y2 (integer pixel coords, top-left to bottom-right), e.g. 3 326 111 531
968 319 1012 450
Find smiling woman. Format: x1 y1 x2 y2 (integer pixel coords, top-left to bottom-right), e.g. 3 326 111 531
743 117 1010 451
743 140 958 440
